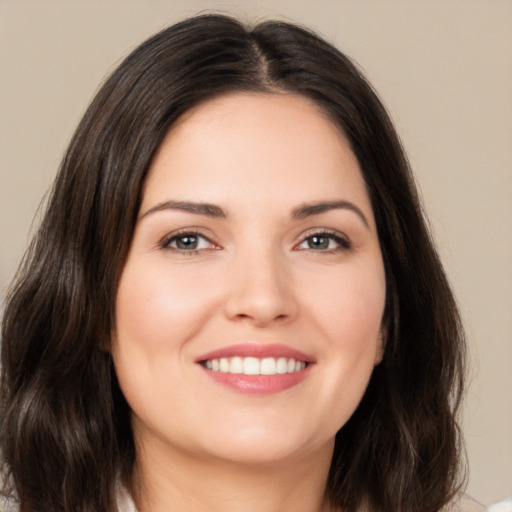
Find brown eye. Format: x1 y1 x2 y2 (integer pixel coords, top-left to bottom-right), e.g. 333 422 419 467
162 232 215 252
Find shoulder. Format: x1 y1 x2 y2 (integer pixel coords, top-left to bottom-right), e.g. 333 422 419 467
446 493 487 512
116 484 138 512
488 496 512 512
0 495 18 512
0 482 137 512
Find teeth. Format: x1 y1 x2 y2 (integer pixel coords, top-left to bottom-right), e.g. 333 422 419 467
203 356 307 375
276 357 288 374
243 357 260 375
260 357 276 375
219 358 229 373
230 356 243 374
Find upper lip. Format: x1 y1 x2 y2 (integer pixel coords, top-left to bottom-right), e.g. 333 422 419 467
195 343 315 363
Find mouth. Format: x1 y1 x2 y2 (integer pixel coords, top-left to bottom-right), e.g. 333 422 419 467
201 356 308 375
196 344 314 394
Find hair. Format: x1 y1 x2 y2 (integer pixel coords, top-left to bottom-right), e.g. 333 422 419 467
0 13 466 512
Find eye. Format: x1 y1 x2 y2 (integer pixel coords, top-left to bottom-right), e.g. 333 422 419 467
296 231 350 252
161 231 217 253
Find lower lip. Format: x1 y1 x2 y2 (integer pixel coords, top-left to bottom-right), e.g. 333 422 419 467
200 366 312 395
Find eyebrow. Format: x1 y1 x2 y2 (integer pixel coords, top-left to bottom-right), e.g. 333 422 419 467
140 200 227 220
292 200 369 228
140 199 369 228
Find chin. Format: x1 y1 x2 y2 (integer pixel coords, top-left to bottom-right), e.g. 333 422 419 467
192 421 336 468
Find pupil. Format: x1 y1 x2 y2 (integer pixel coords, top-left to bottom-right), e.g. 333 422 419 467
177 235 197 250
309 236 329 249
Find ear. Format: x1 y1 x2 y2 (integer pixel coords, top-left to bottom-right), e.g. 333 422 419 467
374 328 387 366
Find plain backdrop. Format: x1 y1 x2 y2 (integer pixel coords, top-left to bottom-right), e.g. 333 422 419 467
0 0 511 506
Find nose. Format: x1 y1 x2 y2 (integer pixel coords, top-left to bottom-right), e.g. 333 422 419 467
223 249 299 327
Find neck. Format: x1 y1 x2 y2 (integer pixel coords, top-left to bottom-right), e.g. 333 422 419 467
130 431 336 512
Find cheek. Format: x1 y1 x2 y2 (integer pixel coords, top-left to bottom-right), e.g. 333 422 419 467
112 260 222 412
296 260 386 428
305 261 386 350
112 261 215 427
115 260 219 353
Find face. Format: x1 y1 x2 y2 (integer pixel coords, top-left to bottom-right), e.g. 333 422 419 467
113 93 386 467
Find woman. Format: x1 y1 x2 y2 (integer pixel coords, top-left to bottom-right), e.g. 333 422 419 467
0 13 482 512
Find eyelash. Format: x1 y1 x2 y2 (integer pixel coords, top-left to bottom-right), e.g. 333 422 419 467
160 229 351 255
295 229 351 253
160 229 218 255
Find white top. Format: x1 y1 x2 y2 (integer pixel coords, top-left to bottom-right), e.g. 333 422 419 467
0 487 487 512
452 494 488 512
115 488 487 512
488 496 512 512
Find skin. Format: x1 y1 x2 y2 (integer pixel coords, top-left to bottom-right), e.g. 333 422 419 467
113 92 386 512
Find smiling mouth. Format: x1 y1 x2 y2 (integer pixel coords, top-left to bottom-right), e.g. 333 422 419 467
201 356 308 376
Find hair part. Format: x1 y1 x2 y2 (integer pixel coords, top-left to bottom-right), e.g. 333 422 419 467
1 14 466 512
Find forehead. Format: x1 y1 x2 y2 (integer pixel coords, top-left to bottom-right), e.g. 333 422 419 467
142 92 372 218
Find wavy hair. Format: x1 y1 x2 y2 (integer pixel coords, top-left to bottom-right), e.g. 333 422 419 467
0 14 466 512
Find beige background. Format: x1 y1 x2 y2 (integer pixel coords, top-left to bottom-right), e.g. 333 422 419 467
0 0 510 506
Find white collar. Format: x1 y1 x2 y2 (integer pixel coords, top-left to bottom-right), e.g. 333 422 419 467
116 485 138 512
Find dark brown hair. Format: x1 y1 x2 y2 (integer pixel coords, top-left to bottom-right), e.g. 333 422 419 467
1 13 466 512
